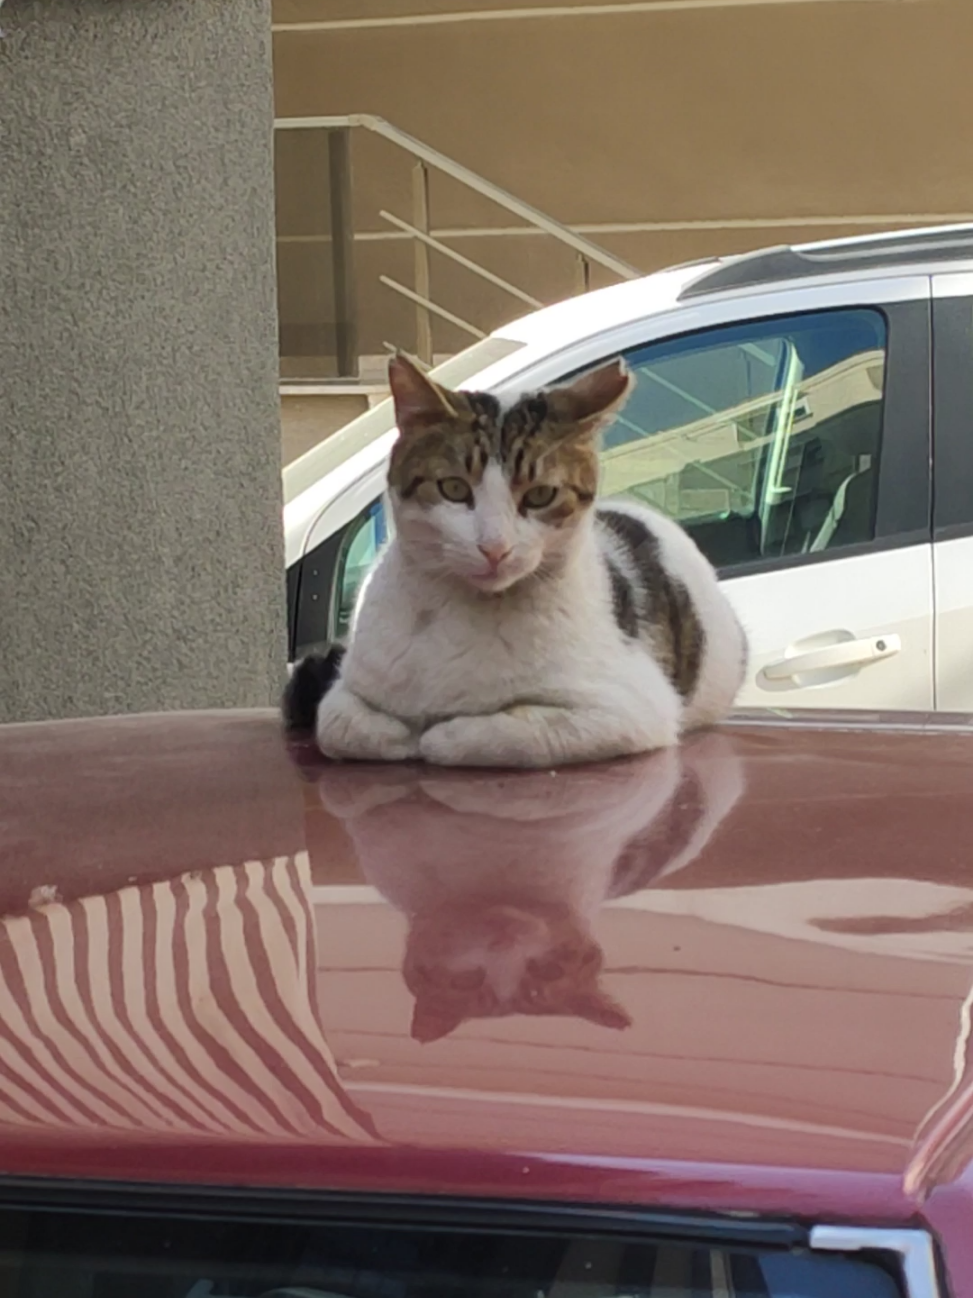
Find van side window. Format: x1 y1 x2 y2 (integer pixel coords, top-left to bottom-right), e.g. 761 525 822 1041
292 500 387 658
334 498 388 639
594 308 886 570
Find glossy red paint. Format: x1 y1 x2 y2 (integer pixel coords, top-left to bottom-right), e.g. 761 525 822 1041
0 709 971 1287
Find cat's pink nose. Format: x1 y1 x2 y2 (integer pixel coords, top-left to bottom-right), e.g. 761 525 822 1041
478 542 511 569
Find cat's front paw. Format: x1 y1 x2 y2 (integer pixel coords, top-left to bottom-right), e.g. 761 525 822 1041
419 717 493 768
419 715 543 769
317 689 420 763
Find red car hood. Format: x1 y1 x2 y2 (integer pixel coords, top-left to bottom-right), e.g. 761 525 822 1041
0 709 971 1267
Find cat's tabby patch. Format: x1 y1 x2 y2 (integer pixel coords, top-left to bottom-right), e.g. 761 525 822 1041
285 353 747 768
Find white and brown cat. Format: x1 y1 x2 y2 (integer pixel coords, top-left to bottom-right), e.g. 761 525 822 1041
285 354 747 768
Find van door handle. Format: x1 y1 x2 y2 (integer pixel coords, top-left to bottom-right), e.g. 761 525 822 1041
764 634 901 681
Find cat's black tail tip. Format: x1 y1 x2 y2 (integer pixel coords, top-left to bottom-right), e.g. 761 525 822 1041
282 646 346 733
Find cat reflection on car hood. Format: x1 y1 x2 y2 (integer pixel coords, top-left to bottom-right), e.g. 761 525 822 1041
313 733 744 1042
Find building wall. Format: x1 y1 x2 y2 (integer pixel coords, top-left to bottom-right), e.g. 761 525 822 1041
272 0 973 368
0 0 286 723
281 390 374 465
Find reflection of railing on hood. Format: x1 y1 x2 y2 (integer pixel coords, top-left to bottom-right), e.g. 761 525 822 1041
0 855 377 1144
315 732 745 1043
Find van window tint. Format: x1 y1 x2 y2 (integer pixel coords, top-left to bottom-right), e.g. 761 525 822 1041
597 308 886 570
335 498 388 639
292 500 388 659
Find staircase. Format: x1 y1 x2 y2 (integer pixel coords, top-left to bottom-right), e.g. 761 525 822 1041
274 114 642 460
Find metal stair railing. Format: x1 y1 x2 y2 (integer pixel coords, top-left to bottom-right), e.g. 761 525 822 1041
274 113 641 377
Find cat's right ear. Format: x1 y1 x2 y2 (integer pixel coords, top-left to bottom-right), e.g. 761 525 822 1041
568 986 633 1031
547 358 634 439
388 353 458 438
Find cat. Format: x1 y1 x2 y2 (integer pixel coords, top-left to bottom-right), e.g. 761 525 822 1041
312 731 745 1043
284 353 747 768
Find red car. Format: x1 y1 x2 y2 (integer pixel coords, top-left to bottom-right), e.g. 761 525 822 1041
0 709 971 1298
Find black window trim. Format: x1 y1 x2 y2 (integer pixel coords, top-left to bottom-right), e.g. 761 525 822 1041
714 527 930 582
931 291 973 540
0 1175 808 1252
289 525 346 662
873 298 932 545
285 556 304 661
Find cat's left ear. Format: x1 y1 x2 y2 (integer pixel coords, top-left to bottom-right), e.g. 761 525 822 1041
568 986 632 1031
411 997 466 1044
546 359 634 440
388 353 459 438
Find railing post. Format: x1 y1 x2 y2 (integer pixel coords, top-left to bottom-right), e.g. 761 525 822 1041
328 126 358 378
575 253 591 296
412 161 434 366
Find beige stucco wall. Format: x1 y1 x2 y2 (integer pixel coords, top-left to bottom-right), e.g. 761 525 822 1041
1 0 286 722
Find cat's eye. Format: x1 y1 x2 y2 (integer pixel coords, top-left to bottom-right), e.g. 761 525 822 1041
438 476 473 504
521 484 558 510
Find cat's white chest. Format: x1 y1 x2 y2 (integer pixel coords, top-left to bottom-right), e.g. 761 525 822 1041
345 553 597 721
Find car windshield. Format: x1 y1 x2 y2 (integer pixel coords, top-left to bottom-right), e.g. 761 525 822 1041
2 1205 903 1298
282 335 525 506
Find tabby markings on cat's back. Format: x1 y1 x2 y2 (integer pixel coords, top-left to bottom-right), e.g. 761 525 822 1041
598 506 705 700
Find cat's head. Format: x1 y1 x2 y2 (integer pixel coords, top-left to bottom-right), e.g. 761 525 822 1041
386 354 633 593
402 900 631 1043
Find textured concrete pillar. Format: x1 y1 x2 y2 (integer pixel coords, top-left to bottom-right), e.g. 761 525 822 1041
0 0 285 722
